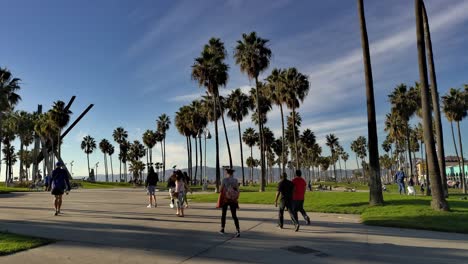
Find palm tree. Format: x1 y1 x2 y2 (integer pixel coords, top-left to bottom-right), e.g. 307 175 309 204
326 134 339 181
415 0 448 210
234 31 272 192
226 88 251 186
49 100 72 158
351 136 368 180
175 105 193 180
99 139 110 182
129 160 145 184
266 68 287 174
113 127 128 181
16 111 34 180
442 88 467 194
358 0 384 205
282 67 310 169
0 68 21 181
300 129 316 181
192 38 230 191
81 135 96 181
286 111 302 166
242 127 259 183
108 144 115 182
341 152 350 180
388 84 418 177
142 130 157 168
157 114 171 182
421 2 448 195
191 100 208 185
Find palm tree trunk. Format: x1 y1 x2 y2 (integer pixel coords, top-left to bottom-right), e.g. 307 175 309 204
19 142 24 181
87 152 90 178
344 161 348 179
358 0 384 205
163 137 166 182
280 104 285 174
292 107 299 169
110 154 114 182
406 125 414 177
199 136 203 186
422 2 448 196
194 136 198 185
254 77 266 192
415 0 448 210
217 94 233 169
186 136 190 176
250 146 253 183
338 156 342 181
213 89 221 193
457 122 466 194
238 121 246 186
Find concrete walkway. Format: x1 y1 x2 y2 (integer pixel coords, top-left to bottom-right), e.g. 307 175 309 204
0 188 467 264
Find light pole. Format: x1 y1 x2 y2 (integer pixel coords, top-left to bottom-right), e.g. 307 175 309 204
203 129 211 189
70 161 74 177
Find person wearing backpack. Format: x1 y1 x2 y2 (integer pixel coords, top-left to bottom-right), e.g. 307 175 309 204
50 161 71 216
217 168 240 238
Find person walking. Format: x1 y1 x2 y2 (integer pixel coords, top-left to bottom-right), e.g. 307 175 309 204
275 172 299 230
292 170 310 231
175 170 189 217
145 166 158 208
407 176 416 196
48 161 71 216
395 167 406 195
167 172 177 208
217 168 240 238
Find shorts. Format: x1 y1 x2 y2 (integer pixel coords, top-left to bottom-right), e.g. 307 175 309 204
51 188 64 196
147 185 156 195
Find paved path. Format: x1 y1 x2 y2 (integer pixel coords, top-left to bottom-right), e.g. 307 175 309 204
0 188 467 264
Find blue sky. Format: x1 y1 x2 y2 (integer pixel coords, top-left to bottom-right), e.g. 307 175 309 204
1 0 467 179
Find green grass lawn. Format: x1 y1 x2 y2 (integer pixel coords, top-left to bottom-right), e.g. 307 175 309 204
190 190 468 233
0 232 52 256
73 180 133 189
0 185 30 194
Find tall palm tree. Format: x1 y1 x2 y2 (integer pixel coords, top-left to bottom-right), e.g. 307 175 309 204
99 139 110 182
300 129 316 181
0 68 21 181
81 135 96 181
282 67 309 170
191 100 208 185
49 100 72 158
326 134 339 181
442 88 467 194
285 111 302 167
358 0 384 205
113 127 128 181
192 38 229 191
421 2 448 195
129 160 145 184
415 0 448 210
388 84 418 177
266 68 287 174
226 88 251 186
108 144 115 182
16 111 34 180
157 114 171 182
242 127 259 183
234 31 272 192
175 105 193 178
142 130 157 168
341 152 350 180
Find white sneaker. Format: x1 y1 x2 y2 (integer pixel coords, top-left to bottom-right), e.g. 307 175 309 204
147 204 152 208
170 203 174 208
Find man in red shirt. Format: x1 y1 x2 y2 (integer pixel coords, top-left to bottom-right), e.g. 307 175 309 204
292 170 310 231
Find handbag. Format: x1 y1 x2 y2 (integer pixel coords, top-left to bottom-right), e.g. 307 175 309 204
173 192 179 198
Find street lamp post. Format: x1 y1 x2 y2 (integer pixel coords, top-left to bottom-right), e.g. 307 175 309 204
70 161 74 177
203 129 211 191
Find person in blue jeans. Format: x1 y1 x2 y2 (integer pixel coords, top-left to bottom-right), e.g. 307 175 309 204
395 167 406 195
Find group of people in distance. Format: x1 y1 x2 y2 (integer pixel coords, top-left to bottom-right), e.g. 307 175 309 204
43 162 311 238
275 170 310 232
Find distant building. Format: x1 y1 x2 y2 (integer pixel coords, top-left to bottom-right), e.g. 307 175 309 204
416 156 467 182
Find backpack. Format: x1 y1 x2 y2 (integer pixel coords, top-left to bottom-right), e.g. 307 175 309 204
225 185 239 201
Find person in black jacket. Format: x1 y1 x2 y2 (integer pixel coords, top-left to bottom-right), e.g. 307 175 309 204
145 166 159 208
167 172 177 208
